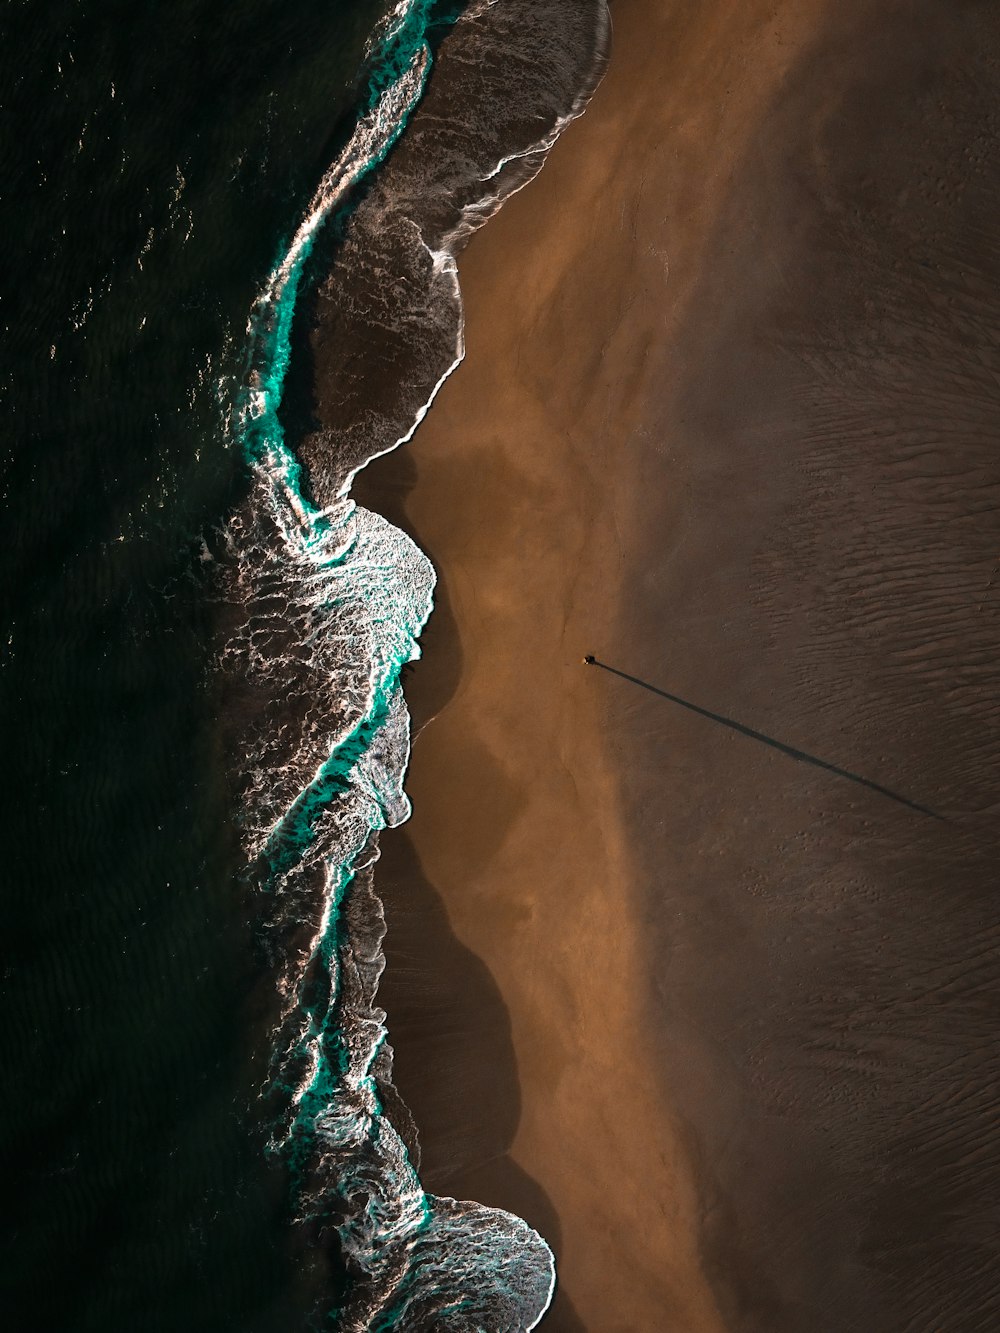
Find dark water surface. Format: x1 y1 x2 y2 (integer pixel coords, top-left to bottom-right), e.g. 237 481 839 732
0 3 385 1327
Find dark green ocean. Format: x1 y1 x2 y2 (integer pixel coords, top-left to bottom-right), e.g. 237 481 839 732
1 3 392 1327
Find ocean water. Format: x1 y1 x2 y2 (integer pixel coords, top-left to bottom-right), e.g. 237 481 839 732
1 1 606 1328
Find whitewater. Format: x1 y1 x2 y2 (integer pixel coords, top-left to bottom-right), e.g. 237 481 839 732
217 1 609 1326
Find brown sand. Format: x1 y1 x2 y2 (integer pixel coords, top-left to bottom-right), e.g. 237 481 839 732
357 1 1000 1328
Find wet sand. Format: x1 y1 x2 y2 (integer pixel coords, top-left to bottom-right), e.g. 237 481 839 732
356 0 1000 1327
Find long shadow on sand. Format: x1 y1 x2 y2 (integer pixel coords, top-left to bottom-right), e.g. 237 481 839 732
351 431 586 1330
588 658 944 821
376 828 586 1333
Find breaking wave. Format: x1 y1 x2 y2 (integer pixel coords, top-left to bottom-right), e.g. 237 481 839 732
216 1 609 1326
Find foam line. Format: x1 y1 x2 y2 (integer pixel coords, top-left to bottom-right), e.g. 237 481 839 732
220 2 612 1327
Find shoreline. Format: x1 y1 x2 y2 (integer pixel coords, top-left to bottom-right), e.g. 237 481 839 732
290 0 614 1322
227 1 613 1322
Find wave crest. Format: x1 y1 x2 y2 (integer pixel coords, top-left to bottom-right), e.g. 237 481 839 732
217 1 609 1327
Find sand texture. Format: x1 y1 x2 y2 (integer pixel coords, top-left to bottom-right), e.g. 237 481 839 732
350 0 1000 1327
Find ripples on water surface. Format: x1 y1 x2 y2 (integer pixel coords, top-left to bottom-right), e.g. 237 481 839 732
2 3 397 1327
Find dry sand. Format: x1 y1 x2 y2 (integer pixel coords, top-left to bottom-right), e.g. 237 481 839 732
356 1 1000 1327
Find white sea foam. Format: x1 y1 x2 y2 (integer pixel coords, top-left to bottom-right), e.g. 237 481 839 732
219 1 611 1328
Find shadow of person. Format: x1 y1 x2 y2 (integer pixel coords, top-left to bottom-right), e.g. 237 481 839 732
586 657 944 821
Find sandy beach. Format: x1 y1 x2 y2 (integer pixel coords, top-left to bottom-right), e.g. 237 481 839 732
356 1 1000 1327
